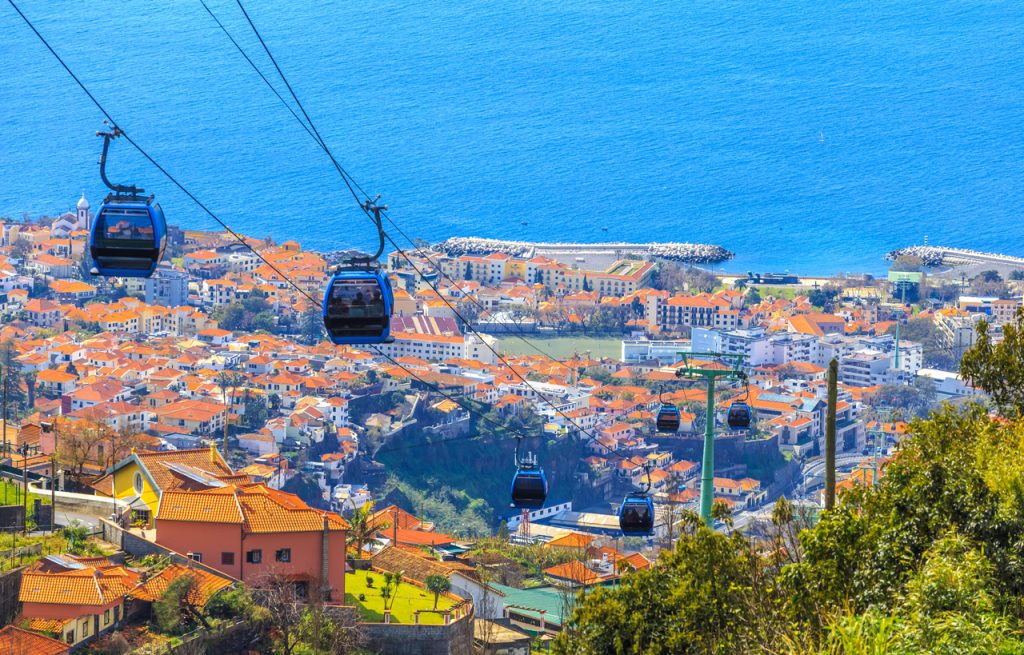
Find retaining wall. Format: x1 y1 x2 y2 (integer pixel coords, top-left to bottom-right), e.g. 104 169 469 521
361 608 474 655
28 482 127 519
0 567 23 626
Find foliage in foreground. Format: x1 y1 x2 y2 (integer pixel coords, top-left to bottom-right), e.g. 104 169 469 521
555 403 1024 654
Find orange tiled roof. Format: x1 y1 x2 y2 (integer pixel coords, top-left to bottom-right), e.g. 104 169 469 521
130 564 233 607
158 483 348 533
132 447 233 493
19 565 138 606
544 532 595 550
0 625 69 655
544 560 604 585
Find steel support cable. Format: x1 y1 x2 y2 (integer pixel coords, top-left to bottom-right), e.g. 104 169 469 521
5 0 538 452
224 1 639 462
210 0 565 360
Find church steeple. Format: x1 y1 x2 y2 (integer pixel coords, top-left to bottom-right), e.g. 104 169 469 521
76 192 90 230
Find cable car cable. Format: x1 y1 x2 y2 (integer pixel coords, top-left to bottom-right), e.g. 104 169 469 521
4 0 324 306
200 0 568 363
220 0 643 463
4 0 548 450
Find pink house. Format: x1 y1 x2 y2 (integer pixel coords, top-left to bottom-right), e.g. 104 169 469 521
155 483 349 602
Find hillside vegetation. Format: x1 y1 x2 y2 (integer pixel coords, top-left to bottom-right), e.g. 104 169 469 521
556 311 1024 655
377 407 595 535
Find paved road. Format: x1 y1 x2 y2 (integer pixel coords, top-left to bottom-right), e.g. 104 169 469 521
53 509 101 530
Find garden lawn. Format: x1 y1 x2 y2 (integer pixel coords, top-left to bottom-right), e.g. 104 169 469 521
345 571 456 625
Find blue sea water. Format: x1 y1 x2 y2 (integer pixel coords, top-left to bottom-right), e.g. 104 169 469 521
1 0 1022 274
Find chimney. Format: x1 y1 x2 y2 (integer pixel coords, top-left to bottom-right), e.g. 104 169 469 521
209 441 217 464
321 513 332 601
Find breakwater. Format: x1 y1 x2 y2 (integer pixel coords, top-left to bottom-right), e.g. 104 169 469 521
886 246 1024 269
434 237 734 264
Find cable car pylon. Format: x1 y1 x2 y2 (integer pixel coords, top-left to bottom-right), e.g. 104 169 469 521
675 351 747 527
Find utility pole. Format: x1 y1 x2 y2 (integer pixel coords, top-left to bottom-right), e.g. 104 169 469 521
50 453 56 533
21 446 28 535
1 362 7 458
676 351 746 527
825 358 838 510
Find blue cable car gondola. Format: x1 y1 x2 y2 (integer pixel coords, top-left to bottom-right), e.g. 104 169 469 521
727 372 754 429
510 439 547 509
323 267 394 344
619 465 655 536
88 126 167 277
727 402 752 429
655 389 681 432
619 493 655 536
511 464 547 509
322 197 395 345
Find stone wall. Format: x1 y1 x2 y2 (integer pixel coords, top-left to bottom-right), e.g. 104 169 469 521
360 608 474 655
27 483 127 520
0 567 23 626
0 505 25 532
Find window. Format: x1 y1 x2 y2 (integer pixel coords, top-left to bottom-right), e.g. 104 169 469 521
114 606 120 623
66 630 74 644
104 609 110 624
276 548 291 562
246 549 262 564
188 552 202 563
221 552 235 566
133 472 144 494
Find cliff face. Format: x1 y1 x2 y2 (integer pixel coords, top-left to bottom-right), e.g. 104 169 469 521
377 421 594 534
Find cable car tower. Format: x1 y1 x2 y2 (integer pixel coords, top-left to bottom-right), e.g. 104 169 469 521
675 351 747 527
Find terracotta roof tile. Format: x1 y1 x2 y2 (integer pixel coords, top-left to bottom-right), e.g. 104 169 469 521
130 564 233 607
0 625 69 655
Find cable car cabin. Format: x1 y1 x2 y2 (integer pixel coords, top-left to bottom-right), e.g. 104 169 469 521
510 466 548 509
656 404 681 432
727 402 753 429
322 270 394 345
619 494 655 536
89 196 167 277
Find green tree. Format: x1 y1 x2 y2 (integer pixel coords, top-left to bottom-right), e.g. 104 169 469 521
153 575 211 634
556 528 774 654
301 301 323 344
425 574 451 610
961 309 1024 415
381 570 404 612
244 392 270 428
808 285 841 309
0 340 28 420
347 501 388 556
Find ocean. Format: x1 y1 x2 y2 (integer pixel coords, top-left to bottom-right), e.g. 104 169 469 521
1 0 1022 274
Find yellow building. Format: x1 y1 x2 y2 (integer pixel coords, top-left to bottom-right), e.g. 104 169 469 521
504 258 527 281
90 444 236 527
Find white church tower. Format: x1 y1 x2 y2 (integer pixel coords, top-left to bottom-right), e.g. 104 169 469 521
76 192 90 231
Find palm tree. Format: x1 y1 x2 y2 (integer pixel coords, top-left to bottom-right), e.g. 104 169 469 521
425 575 451 610
348 501 389 557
